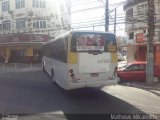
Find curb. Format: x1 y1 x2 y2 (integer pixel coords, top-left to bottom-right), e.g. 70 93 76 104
129 83 160 91
120 82 160 91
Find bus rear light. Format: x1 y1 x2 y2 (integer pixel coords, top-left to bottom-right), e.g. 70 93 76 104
68 69 77 82
69 69 73 73
70 73 74 77
108 70 117 80
107 67 118 80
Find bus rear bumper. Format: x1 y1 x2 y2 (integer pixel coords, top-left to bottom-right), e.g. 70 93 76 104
66 79 117 90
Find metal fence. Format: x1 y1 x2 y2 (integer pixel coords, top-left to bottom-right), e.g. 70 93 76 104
0 63 41 72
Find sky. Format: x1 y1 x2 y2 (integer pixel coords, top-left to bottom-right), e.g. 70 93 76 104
71 0 126 36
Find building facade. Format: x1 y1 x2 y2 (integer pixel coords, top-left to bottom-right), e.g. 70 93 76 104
0 0 71 63
124 0 160 67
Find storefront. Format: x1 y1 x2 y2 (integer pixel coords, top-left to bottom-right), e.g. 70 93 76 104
127 33 160 68
134 44 160 68
0 34 49 63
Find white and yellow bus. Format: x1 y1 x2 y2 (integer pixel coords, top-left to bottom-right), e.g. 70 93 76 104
42 30 118 90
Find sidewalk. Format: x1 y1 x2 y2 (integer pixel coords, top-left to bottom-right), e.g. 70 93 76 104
0 63 41 73
119 81 160 91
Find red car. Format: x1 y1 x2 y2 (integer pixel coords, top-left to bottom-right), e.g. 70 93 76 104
117 61 160 82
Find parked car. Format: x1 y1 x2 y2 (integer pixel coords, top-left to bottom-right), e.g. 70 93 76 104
117 61 160 82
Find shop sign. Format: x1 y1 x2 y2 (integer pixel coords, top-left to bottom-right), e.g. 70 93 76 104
136 33 144 43
30 34 48 42
0 34 49 43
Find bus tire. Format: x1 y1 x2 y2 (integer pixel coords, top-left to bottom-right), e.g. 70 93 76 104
42 63 46 73
51 69 56 84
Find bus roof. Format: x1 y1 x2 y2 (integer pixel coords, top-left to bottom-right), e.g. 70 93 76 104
43 31 70 46
43 30 115 46
70 30 115 35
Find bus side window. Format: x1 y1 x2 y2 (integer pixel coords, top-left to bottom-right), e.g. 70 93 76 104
64 36 68 62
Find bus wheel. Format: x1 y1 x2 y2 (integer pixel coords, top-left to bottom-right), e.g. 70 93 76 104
51 69 55 83
42 63 46 72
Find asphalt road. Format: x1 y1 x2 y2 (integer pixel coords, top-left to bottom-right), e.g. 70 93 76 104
0 70 159 120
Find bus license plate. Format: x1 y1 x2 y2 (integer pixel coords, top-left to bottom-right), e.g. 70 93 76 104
90 73 99 77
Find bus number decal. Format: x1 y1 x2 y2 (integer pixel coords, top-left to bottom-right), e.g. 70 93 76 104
97 59 110 64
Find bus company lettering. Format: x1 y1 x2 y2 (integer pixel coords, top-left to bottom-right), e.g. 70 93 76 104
97 59 110 64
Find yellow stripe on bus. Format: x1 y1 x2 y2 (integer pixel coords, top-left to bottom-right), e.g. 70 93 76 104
111 52 118 63
67 33 78 64
68 52 78 64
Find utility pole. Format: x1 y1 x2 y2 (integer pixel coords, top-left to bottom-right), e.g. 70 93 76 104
114 8 117 34
105 0 109 31
146 0 155 85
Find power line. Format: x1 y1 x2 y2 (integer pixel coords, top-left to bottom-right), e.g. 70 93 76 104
71 5 105 13
71 0 128 32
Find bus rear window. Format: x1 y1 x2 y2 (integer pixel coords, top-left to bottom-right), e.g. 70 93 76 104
71 32 116 52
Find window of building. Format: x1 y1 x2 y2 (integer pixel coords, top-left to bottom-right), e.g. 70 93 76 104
33 0 46 8
0 24 3 31
16 0 25 9
33 20 46 28
2 1 10 12
126 8 133 21
137 4 148 15
16 19 25 29
2 20 11 30
129 32 134 40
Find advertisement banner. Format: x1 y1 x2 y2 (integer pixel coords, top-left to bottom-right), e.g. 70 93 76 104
0 34 49 43
136 33 144 43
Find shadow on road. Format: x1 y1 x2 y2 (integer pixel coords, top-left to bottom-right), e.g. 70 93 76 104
0 71 146 120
